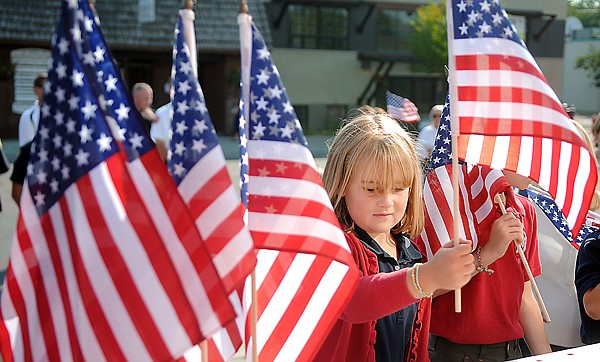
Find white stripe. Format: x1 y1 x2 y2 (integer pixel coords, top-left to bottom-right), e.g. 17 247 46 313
463 134 484 165
453 38 540 72
516 136 534 177
48 203 105 361
195 183 240 238
248 140 317 169
127 159 221 336
90 164 192 355
275 262 349 361
11 188 48 361
248 212 346 247
65 170 152 361
423 169 453 250
18 188 73 362
256 253 315 355
555 142 572 210
248 176 333 212
212 228 254 279
207 292 244 360
178 146 225 203
457 167 477 247
490 136 510 170
537 138 554 191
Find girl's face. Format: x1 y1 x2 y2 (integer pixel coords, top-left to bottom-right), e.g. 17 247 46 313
344 170 410 239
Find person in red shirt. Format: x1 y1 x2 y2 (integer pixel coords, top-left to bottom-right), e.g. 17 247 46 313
425 170 551 361
315 106 474 361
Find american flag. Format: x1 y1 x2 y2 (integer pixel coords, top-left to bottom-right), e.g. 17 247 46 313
523 187 599 249
386 91 421 123
447 0 597 237
419 95 511 258
168 9 255 362
0 1 235 361
238 13 358 361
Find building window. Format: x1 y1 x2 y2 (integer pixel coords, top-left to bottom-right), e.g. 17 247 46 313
11 48 51 114
377 9 415 52
288 5 349 50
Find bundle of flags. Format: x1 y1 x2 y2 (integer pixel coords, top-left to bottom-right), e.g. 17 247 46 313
446 0 596 237
0 1 235 361
386 91 421 123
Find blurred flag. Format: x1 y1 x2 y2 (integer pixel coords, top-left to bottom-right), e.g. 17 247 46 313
0 1 234 361
168 9 255 361
238 13 358 362
524 187 600 249
418 95 511 258
446 0 596 236
386 90 421 123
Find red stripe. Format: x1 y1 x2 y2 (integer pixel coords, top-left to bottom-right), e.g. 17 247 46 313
76 172 171 360
505 136 522 171
18 213 60 361
455 54 547 81
457 117 584 146
57 197 126 361
259 257 332 361
458 86 565 116
545 140 562 197
529 137 543 183
250 230 352 266
249 159 322 185
40 211 83 362
562 147 582 222
2 257 31 362
140 152 235 327
248 195 339 225
186 166 230 220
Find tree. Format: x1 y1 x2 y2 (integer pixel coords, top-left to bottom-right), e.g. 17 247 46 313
409 3 448 79
568 0 600 28
575 45 600 87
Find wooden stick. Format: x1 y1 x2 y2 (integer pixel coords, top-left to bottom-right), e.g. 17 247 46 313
494 194 551 323
201 340 208 362
251 269 258 362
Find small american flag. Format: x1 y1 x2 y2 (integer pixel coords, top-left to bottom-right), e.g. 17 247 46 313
386 91 421 123
238 13 358 362
447 0 597 237
524 187 599 249
419 94 511 258
168 9 255 362
0 1 235 361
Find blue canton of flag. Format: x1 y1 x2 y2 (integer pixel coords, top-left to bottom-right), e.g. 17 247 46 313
169 17 218 184
452 0 525 45
28 1 121 214
427 93 458 172
525 188 598 248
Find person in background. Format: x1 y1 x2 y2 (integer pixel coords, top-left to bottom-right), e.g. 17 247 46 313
151 102 173 161
316 106 474 362
11 72 47 206
575 229 600 345
416 105 443 166
132 82 157 133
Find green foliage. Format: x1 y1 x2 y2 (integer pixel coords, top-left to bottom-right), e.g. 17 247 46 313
575 45 600 87
568 0 600 27
409 3 448 78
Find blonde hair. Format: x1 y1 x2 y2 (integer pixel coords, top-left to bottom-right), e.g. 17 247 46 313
571 119 600 210
322 105 424 238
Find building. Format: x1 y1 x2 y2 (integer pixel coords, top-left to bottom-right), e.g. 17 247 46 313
0 0 567 139
0 0 271 139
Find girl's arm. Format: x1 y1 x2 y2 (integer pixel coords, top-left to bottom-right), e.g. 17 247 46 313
520 280 551 355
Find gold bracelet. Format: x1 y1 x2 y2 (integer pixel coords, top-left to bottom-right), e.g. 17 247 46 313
475 246 494 275
411 263 433 298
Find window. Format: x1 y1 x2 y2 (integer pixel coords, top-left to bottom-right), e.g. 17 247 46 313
11 48 51 114
288 5 349 50
377 9 415 52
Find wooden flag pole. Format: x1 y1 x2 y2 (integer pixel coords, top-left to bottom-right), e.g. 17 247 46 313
494 194 551 323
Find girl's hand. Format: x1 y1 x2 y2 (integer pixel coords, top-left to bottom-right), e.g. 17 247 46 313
485 213 524 262
414 239 475 296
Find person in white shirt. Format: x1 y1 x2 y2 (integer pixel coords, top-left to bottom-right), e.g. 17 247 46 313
416 104 444 165
151 102 173 161
18 72 47 147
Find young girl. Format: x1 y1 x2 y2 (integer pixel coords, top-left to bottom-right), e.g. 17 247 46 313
314 106 475 362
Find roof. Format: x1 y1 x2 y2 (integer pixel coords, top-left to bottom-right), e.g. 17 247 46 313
0 0 272 52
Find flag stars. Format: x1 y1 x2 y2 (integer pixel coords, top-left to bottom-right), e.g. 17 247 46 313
459 22 469 35
457 0 467 12
258 166 271 177
63 142 73 157
56 62 67 79
50 179 60 194
479 0 491 12
36 170 48 185
192 138 207 154
105 74 118 92
257 68 270 85
175 121 189 136
68 95 80 111
268 85 283 99
256 97 269 111
34 191 46 207
52 134 63 149
58 38 69 55
81 100 98 120
66 119 77 134
176 100 190 115
51 157 61 171
275 162 288 174
96 132 113 152
257 45 270 60
479 21 492 34
193 119 209 134
115 103 130 121
75 149 90 166
178 80 192 95
129 133 144 150
71 70 84 87
79 124 93 143
280 124 294 139
173 163 186 178
61 166 70 180
179 60 193 74
265 205 277 214
491 12 503 26
253 123 266 138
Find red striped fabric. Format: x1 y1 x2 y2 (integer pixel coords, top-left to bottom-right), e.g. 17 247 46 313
447 0 596 236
